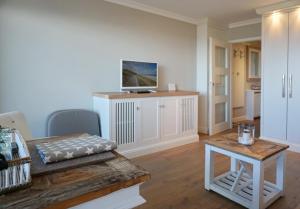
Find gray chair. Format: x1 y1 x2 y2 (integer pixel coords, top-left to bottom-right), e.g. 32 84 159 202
46 109 101 137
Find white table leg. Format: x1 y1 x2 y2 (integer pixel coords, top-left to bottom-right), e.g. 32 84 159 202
230 158 238 172
252 160 264 209
276 151 286 196
205 144 214 190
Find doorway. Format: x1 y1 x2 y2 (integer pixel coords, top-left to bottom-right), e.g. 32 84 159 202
231 40 261 135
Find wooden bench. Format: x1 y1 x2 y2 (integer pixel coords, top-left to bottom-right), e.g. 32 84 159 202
0 136 150 209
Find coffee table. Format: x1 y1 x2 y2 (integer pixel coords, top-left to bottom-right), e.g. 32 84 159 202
204 134 289 209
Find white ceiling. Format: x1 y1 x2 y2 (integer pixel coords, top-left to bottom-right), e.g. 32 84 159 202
124 0 287 24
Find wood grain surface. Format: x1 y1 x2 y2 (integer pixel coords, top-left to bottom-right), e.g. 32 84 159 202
205 133 289 161
133 131 300 209
0 151 150 209
93 90 198 99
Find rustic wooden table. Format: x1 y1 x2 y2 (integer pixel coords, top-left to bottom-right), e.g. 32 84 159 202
0 137 150 209
204 134 289 209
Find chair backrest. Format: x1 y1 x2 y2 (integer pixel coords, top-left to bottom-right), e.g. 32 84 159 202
0 111 33 141
47 109 101 137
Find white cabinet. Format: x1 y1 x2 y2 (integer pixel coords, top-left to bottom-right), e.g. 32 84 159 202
160 97 180 140
254 93 261 117
262 12 289 141
286 10 300 144
93 94 198 158
246 90 261 120
137 98 160 145
261 8 300 149
181 96 198 135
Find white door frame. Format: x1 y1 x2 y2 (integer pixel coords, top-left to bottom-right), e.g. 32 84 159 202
208 37 232 135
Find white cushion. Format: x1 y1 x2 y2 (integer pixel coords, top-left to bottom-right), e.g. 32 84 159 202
0 111 33 141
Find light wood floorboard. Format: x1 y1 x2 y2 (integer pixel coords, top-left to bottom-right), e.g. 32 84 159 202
133 130 300 209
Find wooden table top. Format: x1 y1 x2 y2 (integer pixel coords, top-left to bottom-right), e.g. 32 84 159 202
93 90 198 99
0 149 150 209
204 133 289 161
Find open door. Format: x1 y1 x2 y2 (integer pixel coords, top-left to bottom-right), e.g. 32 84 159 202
209 37 231 135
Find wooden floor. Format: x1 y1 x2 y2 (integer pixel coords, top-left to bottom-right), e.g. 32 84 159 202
133 129 300 209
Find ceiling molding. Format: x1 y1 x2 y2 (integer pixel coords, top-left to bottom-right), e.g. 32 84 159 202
229 36 261 43
104 0 199 24
228 18 261 29
256 0 300 15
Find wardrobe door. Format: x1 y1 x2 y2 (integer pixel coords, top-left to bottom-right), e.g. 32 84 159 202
287 10 300 143
261 13 289 140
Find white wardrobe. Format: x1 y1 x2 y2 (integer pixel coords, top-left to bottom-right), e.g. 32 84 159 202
261 7 300 147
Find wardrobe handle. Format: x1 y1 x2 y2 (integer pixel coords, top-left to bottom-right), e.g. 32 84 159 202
282 74 286 98
289 74 293 98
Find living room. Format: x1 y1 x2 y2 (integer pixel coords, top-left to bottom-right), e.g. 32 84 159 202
0 0 300 209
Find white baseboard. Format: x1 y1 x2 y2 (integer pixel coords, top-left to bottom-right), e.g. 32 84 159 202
260 136 300 153
118 135 199 158
232 115 247 123
198 126 208 134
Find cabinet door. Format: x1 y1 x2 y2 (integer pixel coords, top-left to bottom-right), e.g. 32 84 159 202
261 13 288 140
160 97 180 140
137 98 160 145
287 11 300 143
181 96 198 135
111 100 137 149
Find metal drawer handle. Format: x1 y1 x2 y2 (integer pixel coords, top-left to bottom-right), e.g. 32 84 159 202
282 74 286 98
289 74 293 98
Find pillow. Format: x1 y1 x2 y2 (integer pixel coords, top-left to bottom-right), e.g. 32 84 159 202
35 135 116 164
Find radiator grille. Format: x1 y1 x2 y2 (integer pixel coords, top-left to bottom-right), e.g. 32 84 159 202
115 102 135 145
182 98 195 133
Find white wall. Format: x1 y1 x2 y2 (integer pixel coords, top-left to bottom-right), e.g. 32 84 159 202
0 0 197 137
196 22 208 133
228 23 261 41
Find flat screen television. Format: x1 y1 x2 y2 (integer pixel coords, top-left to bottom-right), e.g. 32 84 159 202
121 60 158 89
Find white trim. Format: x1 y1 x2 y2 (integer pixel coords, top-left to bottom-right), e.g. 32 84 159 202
198 126 208 134
70 184 145 209
118 134 199 158
104 0 199 24
256 0 300 15
260 136 300 153
229 36 261 43
232 115 246 123
228 18 261 29
229 44 233 130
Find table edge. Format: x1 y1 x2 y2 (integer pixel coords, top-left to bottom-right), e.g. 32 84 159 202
204 139 289 161
45 173 150 209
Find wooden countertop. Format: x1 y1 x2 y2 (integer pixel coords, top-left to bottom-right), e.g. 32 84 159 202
93 90 198 99
0 150 150 209
204 133 289 161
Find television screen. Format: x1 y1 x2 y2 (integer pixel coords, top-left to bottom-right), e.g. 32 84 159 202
121 60 158 89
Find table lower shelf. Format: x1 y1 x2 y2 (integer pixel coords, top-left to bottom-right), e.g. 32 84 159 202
209 171 282 209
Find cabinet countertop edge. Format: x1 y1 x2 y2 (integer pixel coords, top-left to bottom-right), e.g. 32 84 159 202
93 91 199 99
